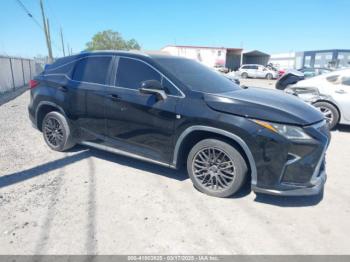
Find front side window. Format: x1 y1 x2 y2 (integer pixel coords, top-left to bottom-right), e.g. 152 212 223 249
116 58 161 89
154 57 240 93
326 75 340 84
72 56 112 84
342 76 350 86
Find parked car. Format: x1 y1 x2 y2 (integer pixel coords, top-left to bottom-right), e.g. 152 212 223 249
285 69 350 129
28 51 330 198
275 70 305 90
298 67 333 78
238 64 278 80
213 64 229 73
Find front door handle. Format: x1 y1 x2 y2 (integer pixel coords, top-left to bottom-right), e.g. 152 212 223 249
335 89 346 94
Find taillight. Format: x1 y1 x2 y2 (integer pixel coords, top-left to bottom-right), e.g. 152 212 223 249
29 80 39 89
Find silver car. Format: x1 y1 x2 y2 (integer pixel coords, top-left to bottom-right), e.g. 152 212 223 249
238 64 278 80
285 68 350 129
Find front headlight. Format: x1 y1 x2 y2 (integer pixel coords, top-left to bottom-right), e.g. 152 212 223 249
253 120 313 140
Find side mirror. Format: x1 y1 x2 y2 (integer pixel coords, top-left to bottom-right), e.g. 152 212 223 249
139 80 167 100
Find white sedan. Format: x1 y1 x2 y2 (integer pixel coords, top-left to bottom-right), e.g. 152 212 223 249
285 68 350 129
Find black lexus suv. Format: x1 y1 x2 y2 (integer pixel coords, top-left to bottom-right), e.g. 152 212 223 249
28 51 330 198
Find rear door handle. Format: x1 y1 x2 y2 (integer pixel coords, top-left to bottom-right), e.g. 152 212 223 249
109 94 121 101
58 86 68 92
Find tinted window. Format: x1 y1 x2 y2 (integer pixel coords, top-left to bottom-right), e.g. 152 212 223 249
326 75 340 84
252 65 258 69
44 56 75 76
161 77 181 96
72 56 112 84
154 57 240 93
342 76 350 86
116 58 161 89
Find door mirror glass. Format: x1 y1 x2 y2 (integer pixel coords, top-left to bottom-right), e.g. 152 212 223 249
140 80 163 90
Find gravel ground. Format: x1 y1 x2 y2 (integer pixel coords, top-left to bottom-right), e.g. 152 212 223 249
0 88 350 255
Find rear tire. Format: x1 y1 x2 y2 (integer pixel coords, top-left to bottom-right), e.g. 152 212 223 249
313 101 339 129
42 111 75 151
241 72 248 79
187 139 248 198
266 73 273 80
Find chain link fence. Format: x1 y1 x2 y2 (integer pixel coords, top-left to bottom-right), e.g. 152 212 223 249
0 55 44 95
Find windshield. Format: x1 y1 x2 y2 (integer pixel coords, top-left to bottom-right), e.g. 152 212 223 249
154 57 241 93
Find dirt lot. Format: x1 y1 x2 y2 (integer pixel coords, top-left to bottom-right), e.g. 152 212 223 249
1 83 350 254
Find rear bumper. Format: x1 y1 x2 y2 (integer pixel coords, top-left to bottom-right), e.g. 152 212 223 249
252 170 326 196
28 106 38 130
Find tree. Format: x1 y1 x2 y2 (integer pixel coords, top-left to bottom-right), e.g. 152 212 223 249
86 30 141 51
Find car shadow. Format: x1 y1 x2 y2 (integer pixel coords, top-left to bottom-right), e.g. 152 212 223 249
335 124 350 133
1 144 324 207
81 145 189 182
0 145 187 190
0 149 91 189
254 190 324 207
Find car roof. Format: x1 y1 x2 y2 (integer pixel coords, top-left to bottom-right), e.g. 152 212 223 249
241 64 263 66
51 50 185 66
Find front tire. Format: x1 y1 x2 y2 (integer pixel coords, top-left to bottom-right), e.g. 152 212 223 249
266 73 273 80
187 139 248 198
42 111 75 151
313 101 339 129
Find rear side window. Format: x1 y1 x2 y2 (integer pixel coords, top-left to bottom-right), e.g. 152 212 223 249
72 56 112 84
44 57 75 76
116 57 161 89
342 76 350 86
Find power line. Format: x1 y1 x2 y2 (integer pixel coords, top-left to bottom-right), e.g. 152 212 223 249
13 0 62 54
14 0 44 31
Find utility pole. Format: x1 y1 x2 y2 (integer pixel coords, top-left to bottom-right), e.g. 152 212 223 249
67 43 70 55
39 0 53 62
60 27 65 56
240 41 244 67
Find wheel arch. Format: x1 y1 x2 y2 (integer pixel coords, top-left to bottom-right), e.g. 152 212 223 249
35 101 67 131
173 126 257 186
312 99 341 123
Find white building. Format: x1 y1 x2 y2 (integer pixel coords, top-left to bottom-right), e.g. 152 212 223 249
162 45 236 69
269 52 296 69
161 45 270 71
161 45 243 70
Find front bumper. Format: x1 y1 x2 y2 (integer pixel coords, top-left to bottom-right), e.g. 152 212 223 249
251 120 330 196
252 170 326 196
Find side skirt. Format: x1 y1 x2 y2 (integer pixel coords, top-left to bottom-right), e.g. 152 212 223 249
80 141 177 169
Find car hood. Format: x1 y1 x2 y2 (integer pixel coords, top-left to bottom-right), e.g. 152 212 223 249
292 77 324 88
204 87 324 125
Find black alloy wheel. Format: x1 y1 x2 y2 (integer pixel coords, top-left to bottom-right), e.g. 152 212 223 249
187 139 247 198
42 111 75 151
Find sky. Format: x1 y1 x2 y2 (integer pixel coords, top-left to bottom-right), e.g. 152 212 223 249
1 0 349 58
